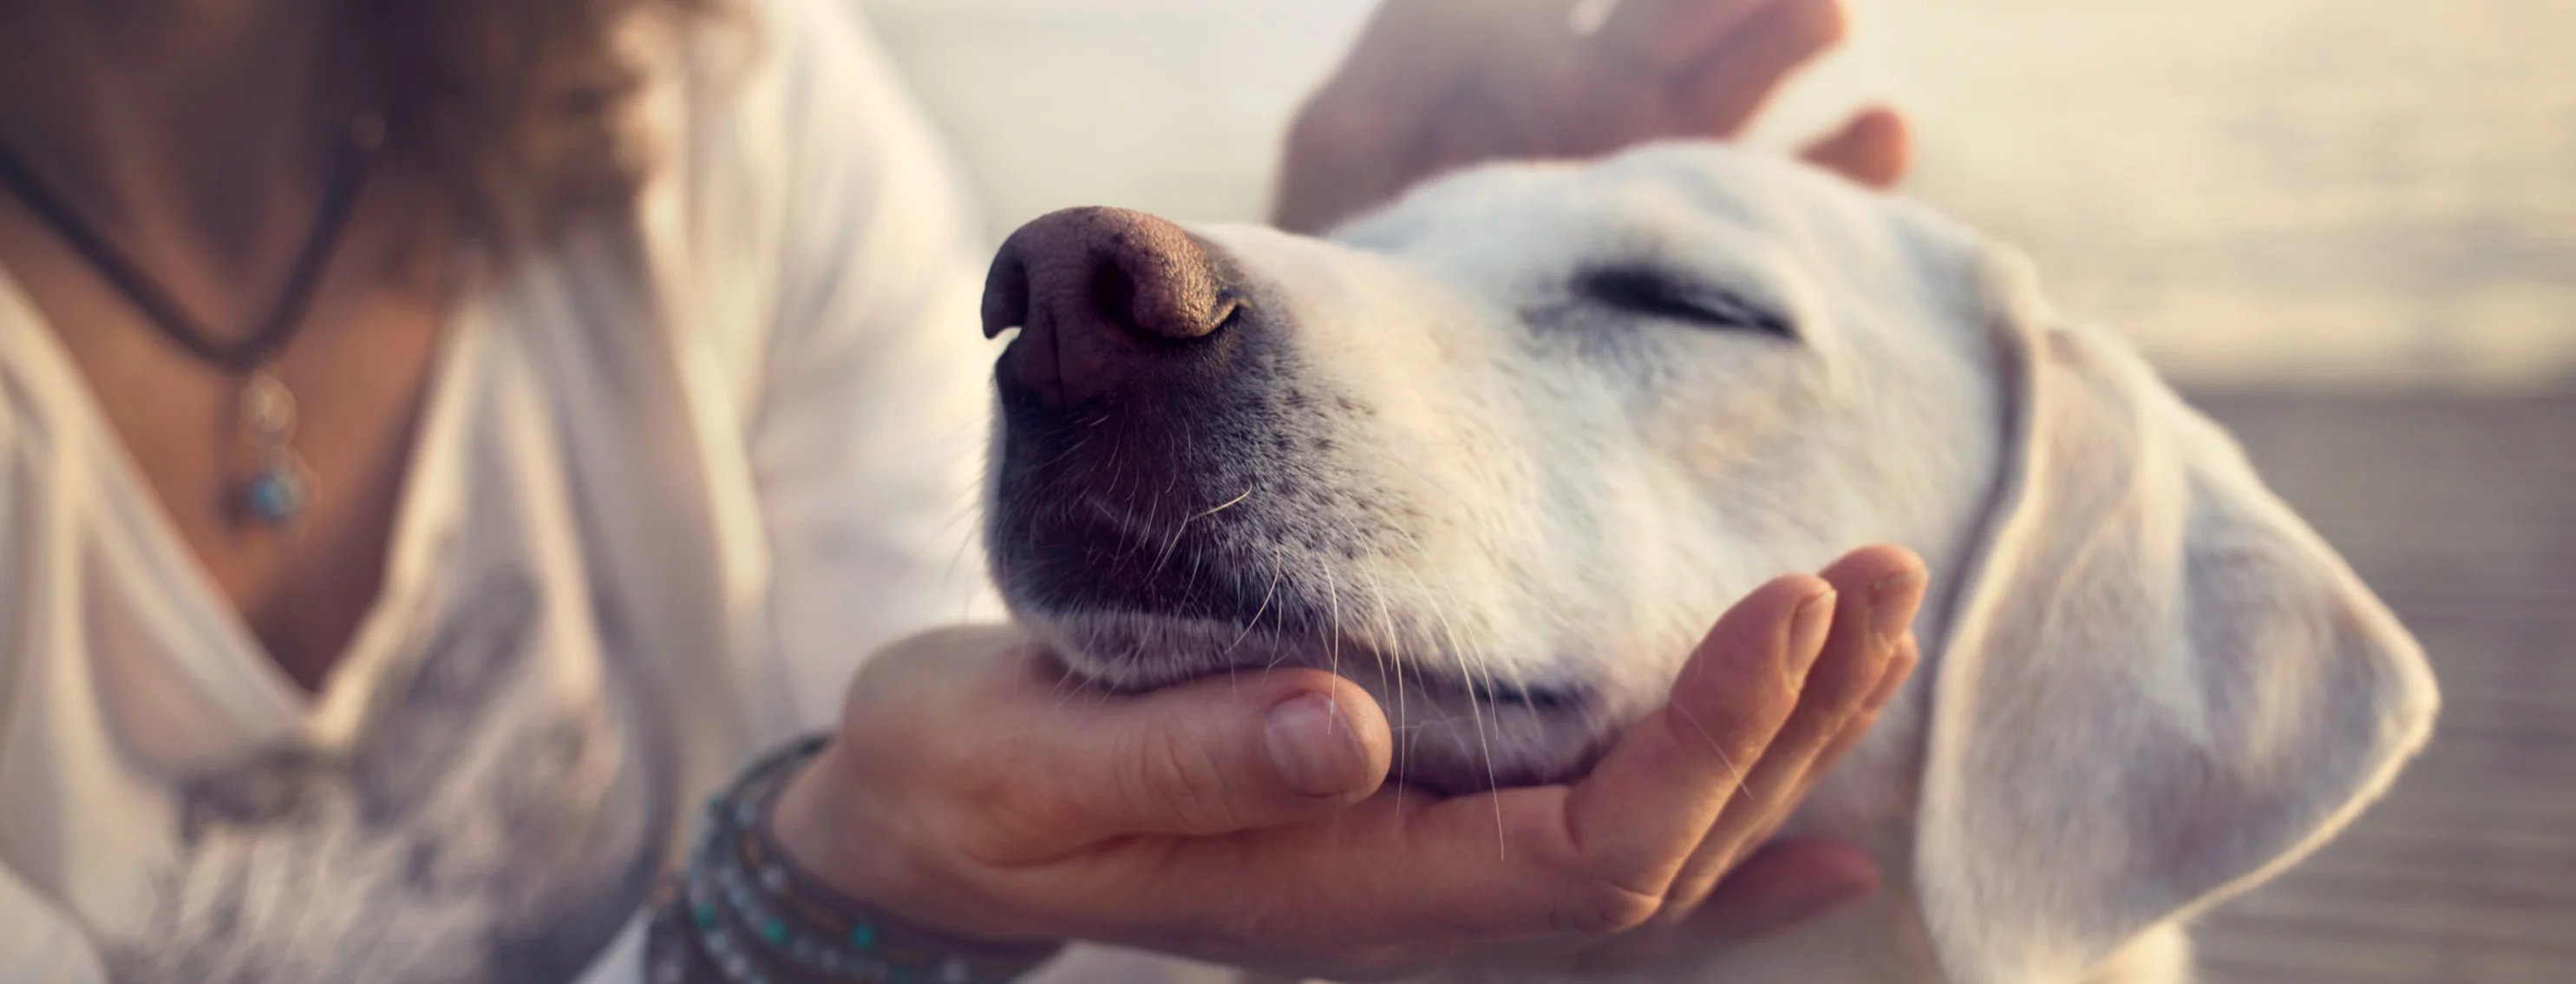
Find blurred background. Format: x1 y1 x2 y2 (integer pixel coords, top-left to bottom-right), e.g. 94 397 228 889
853 0 2574 981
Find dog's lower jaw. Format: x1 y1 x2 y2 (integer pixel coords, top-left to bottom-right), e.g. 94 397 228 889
1017 608 1631 795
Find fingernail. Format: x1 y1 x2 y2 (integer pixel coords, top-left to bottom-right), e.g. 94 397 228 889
1785 588 1837 679
1868 569 1928 649
1266 693 1366 798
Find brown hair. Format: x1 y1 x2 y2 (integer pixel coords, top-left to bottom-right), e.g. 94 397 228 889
356 0 728 259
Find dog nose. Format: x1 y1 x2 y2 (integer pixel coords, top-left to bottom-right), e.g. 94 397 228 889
982 207 1244 410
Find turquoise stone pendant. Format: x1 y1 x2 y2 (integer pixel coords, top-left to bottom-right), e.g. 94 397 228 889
242 466 308 524
234 371 311 527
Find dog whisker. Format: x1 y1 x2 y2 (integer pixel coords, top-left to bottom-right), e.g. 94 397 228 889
1150 486 1257 582
1359 567 1413 810
1665 701 1754 801
1222 554 1285 658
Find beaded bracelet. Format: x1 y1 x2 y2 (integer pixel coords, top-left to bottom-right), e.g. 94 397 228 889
646 735 1065 984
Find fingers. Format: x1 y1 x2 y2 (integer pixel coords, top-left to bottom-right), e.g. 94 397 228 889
1800 106 1911 187
997 666 1396 850
1415 78 1536 184
1272 0 1496 233
1670 0 1852 138
1276 0 1883 233
1663 546 1925 902
1597 0 1775 69
1805 630 1917 777
1677 836 1881 941
1554 836 1880 972
1559 574 1836 889
1078 574 1837 949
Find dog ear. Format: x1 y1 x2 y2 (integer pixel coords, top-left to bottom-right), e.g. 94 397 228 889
1910 249 2440 982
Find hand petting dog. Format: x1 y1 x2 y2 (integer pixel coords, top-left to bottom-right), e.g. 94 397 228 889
1273 0 1908 233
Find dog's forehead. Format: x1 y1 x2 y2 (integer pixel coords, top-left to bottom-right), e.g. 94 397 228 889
1339 142 1885 261
1324 141 1993 360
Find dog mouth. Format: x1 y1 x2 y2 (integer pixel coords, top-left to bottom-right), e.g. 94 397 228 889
1043 603 1589 715
1036 613 1611 796
991 510 1588 712
989 505 1612 794
984 424 1612 791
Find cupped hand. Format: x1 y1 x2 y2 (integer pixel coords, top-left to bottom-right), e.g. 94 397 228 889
1274 0 1910 234
771 546 1926 980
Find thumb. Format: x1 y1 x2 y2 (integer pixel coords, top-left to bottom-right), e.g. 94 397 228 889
1025 667 1395 839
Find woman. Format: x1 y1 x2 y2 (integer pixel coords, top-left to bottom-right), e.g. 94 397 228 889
0 0 1919 981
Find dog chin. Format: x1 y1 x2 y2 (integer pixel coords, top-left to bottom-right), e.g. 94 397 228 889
1018 607 1621 795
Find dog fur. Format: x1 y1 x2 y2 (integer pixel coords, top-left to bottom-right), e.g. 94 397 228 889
987 142 2440 984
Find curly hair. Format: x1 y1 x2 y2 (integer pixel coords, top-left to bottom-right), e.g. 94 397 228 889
356 0 729 260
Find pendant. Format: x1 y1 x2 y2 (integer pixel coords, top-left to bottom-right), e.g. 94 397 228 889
241 463 310 525
234 371 312 527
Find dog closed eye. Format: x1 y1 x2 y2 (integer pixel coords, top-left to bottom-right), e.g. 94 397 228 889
1574 266 1794 338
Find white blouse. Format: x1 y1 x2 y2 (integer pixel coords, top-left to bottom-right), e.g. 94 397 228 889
0 0 1010 979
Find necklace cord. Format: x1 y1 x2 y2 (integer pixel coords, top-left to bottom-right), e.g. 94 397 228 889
0 124 376 375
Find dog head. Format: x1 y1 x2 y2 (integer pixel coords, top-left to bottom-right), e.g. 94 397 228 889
984 144 2002 790
979 142 2435 981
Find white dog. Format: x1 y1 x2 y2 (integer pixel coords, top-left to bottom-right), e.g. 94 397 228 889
977 142 2440 984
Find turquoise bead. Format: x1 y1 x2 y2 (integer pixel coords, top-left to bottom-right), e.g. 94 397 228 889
849 924 877 950
759 919 788 946
694 902 720 930
242 468 305 524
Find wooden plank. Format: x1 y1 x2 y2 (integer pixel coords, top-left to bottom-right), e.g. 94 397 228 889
2184 387 2576 983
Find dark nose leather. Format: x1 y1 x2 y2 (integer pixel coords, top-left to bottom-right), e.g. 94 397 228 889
982 207 1243 410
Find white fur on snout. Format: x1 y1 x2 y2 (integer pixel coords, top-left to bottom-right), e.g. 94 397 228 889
1020 223 1643 788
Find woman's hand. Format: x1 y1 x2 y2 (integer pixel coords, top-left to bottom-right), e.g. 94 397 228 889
1274 0 1910 233
770 546 1926 980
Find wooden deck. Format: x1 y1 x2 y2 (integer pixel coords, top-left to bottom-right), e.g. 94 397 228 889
2184 386 2576 984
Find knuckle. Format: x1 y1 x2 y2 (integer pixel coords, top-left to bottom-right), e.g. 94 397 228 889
945 784 1057 865
1118 727 1235 833
935 746 1064 862
1750 672 1806 724
938 780 1017 843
